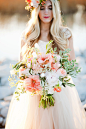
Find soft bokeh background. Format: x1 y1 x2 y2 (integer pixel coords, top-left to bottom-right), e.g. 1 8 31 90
0 0 86 128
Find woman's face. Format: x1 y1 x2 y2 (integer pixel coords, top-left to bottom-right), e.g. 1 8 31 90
38 0 53 23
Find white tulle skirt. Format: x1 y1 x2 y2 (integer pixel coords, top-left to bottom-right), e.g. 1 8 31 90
5 76 86 129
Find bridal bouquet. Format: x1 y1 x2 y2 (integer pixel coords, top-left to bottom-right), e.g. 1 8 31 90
9 40 81 109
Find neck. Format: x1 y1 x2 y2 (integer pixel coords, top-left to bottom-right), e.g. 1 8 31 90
40 21 51 40
40 21 51 32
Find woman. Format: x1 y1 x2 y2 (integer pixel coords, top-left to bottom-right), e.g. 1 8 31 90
5 0 86 129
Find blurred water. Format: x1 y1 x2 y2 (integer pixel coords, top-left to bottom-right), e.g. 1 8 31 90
0 6 86 60
0 14 28 60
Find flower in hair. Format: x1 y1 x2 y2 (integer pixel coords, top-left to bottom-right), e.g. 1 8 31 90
25 0 47 11
31 0 40 8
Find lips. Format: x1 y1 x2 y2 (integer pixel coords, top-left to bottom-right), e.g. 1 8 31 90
44 16 49 18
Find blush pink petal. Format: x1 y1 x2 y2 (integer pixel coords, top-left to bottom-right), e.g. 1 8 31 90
38 54 49 64
23 75 42 92
57 68 67 77
51 62 61 71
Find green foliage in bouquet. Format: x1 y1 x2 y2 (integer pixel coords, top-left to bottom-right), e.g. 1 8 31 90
46 40 81 87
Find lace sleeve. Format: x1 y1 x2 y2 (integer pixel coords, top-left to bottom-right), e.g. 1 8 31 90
59 27 72 39
62 27 72 39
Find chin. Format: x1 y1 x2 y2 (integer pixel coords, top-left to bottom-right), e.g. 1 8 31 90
43 19 51 23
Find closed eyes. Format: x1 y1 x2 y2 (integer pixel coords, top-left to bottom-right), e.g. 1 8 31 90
40 5 52 10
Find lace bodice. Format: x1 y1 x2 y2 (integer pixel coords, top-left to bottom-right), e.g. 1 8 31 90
37 40 50 53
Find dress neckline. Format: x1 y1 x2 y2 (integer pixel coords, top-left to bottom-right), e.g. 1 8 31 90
38 40 49 43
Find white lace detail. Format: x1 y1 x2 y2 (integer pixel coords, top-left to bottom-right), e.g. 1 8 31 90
63 28 72 39
37 40 50 53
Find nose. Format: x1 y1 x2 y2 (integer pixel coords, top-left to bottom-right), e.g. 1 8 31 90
44 7 49 14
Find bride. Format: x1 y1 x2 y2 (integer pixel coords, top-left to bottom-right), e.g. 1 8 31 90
5 0 86 129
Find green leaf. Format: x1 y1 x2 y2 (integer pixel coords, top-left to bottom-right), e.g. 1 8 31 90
46 40 53 50
54 47 57 52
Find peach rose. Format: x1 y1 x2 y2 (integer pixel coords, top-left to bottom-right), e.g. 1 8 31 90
51 62 61 71
38 54 49 64
23 75 42 92
57 68 67 77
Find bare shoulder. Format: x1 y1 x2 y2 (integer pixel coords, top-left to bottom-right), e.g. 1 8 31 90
59 26 72 40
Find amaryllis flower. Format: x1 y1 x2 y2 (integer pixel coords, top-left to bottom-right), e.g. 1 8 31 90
56 68 67 77
23 75 42 92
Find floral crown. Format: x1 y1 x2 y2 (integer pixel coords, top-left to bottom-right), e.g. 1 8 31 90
25 0 59 11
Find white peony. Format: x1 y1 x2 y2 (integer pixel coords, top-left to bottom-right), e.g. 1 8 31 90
45 71 59 87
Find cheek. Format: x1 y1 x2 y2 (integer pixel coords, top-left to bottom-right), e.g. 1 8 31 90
38 12 43 20
50 11 53 19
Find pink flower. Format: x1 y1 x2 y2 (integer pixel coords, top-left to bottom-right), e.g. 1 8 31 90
48 53 54 64
57 68 67 77
23 75 42 92
32 63 41 73
19 67 29 77
38 54 49 65
53 54 61 62
19 67 25 77
51 62 61 71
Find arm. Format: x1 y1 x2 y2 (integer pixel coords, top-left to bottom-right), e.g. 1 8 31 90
20 36 26 61
68 36 75 61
